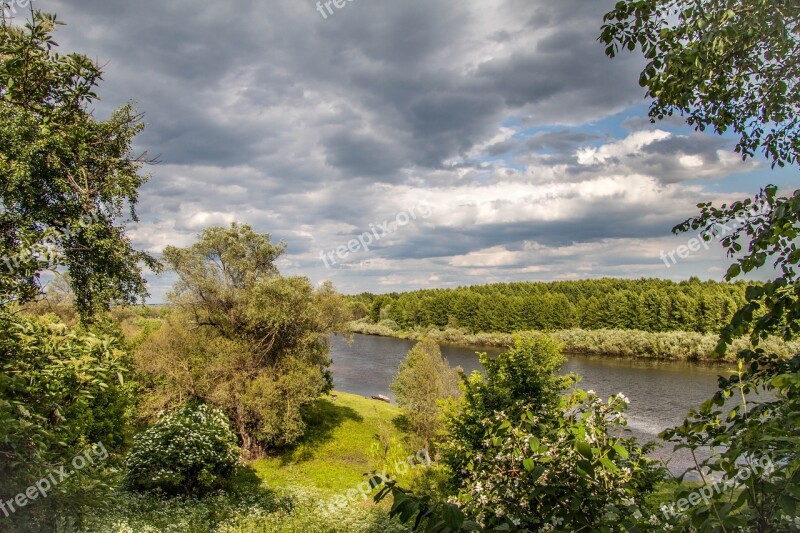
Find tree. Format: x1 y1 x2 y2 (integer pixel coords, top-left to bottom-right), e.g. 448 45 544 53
0 11 149 529
602 2 800 530
0 11 158 322
391 339 461 463
441 334 574 486
138 224 350 455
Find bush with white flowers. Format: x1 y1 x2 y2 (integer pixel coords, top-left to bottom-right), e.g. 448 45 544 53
125 403 241 495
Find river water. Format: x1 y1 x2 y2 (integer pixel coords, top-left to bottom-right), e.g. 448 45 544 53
329 333 740 477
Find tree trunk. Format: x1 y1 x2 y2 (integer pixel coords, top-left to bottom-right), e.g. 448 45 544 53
233 407 261 459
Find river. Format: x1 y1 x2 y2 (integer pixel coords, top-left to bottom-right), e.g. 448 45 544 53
329 333 741 477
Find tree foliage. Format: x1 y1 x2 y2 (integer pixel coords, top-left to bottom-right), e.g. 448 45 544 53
0 12 158 321
0 10 153 530
138 224 350 454
392 339 461 462
661 354 800 531
600 0 799 166
601 0 799 351
377 335 663 532
456 391 663 531
0 311 132 529
676 186 800 351
354 278 747 335
602 1 800 531
440 335 574 491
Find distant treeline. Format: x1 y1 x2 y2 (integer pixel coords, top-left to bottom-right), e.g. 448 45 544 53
348 278 749 334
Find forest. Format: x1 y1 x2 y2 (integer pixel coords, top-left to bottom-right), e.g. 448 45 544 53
350 278 749 334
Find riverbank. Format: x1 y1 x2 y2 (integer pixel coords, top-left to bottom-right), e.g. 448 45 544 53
347 321 800 363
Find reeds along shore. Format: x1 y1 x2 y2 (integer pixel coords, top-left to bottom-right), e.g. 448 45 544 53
347 321 800 363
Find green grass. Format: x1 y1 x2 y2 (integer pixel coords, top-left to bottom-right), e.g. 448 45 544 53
251 392 411 495
81 391 414 532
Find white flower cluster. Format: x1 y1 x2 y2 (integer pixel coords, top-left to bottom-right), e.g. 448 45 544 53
125 403 240 492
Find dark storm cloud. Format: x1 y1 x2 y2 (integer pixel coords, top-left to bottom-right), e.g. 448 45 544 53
525 130 600 152
26 0 750 296
485 139 521 157
44 0 645 180
323 130 408 178
385 206 681 262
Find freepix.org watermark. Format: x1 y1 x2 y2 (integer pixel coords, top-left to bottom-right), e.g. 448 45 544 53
315 0 354 20
660 201 771 268
1 211 102 275
0 442 108 519
320 203 432 268
660 456 775 520
319 449 430 514
1 0 35 17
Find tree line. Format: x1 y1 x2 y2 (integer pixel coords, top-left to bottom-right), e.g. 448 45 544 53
351 277 749 334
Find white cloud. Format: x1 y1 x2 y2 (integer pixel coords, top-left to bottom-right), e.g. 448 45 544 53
577 130 671 165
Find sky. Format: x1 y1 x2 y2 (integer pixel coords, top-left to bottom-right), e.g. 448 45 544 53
32 0 798 301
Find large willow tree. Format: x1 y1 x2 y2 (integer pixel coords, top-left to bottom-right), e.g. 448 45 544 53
138 223 350 455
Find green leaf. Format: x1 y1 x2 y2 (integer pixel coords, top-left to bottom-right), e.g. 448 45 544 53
726 263 741 279
612 444 629 459
779 494 797 517
442 504 465 530
577 441 593 459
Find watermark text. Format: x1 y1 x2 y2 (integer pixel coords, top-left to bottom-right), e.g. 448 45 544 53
0 442 108 519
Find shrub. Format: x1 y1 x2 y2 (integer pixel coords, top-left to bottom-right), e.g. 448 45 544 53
125 403 241 495
378 319 401 331
0 311 132 530
376 335 664 531
441 334 573 479
660 352 800 532
459 391 664 531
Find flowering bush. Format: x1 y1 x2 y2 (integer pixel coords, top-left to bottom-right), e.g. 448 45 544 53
460 390 664 531
125 403 241 495
375 335 665 531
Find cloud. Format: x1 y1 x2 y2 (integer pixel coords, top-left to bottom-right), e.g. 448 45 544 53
28 0 772 299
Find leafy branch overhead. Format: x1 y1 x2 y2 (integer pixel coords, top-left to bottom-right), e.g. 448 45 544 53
675 185 800 349
604 2 800 531
601 0 799 167
603 0 799 349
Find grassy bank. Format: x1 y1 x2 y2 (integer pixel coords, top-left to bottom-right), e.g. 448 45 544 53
82 392 415 533
347 321 800 363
